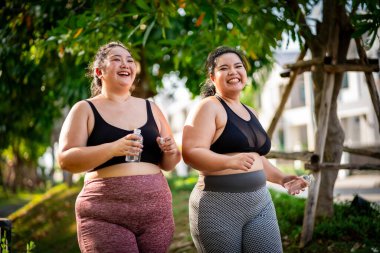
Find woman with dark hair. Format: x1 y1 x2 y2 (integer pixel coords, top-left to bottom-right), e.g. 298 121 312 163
57 41 181 253
182 46 308 253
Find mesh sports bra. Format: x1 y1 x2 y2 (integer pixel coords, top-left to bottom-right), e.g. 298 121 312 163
86 100 162 171
210 96 271 156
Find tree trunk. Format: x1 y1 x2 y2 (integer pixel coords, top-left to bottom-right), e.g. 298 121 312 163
132 46 156 99
312 1 352 218
10 144 40 192
295 0 351 219
0 159 7 195
317 99 344 216
63 170 73 187
11 148 23 192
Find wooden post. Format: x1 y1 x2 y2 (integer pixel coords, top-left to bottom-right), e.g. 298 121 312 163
267 48 307 138
342 146 380 159
299 72 335 247
355 38 380 133
305 162 380 170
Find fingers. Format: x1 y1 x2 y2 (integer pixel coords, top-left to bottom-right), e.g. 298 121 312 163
126 133 143 142
123 140 142 156
157 136 178 154
121 135 143 156
239 153 255 171
242 160 252 171
225 153 255 171
285 177 309 195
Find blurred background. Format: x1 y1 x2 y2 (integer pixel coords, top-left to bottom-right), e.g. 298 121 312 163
1 1 379 252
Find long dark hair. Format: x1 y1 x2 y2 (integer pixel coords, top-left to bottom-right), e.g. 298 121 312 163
87 41 129 97
201 46 249 97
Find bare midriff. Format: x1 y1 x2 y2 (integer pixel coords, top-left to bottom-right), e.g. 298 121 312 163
84 163 161 180
200 152 263 176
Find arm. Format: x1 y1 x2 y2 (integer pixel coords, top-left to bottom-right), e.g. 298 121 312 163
150 102 181 171
182 99 254 172
261 156 289 185
57 101 142 173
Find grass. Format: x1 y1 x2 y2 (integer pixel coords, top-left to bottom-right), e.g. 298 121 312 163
7 184 80 253
2 174 380 253
0 190 43 217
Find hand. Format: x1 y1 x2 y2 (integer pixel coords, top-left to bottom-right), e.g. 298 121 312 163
227 153 256 171
157 136 178 155
111 133 143 157
282 175 309 195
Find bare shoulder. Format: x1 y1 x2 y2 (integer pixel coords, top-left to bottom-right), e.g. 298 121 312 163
70 100 92 114
147 99 164 116
185 96 224 126
196 96 224 114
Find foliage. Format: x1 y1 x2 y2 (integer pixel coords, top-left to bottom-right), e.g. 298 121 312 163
167 171 198 192
314 200 380 243
351 0 380 48
26 241 36 253
0 1 88 151
1 231 9 253
40 0 286 93
0 0 90 190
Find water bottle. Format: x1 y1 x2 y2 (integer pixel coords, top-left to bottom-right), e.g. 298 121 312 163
125 129 143 162
284 174 314 194
302 174 314 185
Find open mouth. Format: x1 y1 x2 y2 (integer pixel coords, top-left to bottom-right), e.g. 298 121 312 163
227 77 240 84
118 71 131 77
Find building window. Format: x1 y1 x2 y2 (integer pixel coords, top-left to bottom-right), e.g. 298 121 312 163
289 76 306 108
341 72 348 89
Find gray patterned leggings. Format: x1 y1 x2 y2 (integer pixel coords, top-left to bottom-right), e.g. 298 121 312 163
189 171 283 253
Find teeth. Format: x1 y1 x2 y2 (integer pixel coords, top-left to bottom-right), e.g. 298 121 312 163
228 78 240 83
118 72 130 76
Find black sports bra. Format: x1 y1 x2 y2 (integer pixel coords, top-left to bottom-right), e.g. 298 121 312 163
86 100 162 171
210 96 271 156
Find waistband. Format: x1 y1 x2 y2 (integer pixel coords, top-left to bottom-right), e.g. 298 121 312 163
197 170 267 193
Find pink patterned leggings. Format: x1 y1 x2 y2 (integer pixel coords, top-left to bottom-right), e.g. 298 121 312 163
75 172 174 253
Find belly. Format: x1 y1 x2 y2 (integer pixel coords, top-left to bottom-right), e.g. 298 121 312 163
85 162 162 180
201 152 264 176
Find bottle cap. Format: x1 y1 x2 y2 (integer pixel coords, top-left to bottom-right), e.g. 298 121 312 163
302 174 314 184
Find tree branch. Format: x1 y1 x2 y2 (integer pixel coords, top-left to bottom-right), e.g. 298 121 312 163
305 163 380 171
285 0 317 46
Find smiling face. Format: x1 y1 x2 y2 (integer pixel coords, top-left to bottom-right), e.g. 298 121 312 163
97 46 137 91
211 52 247 95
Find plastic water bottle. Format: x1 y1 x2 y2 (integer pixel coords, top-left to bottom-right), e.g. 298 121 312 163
284 174 314 193
125 129 143 162
302 174 314 184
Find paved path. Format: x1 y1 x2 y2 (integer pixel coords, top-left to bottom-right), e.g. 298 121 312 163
334 174 380 204
268 173 380 205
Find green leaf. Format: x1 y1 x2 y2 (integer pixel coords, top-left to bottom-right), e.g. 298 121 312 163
143 18 156 47
136 0 150 11
222 7 239 18
161 27 166 39
140 15 152 25
127 24 141 40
